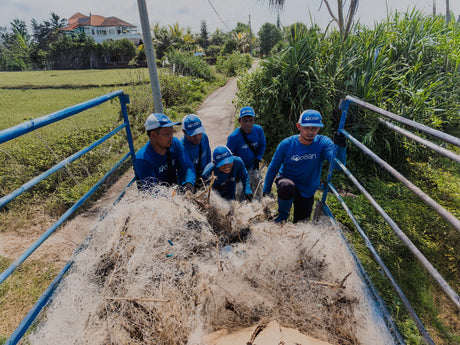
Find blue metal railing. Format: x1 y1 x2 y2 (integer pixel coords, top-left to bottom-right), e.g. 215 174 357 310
0 90 136 344
321 95 460 345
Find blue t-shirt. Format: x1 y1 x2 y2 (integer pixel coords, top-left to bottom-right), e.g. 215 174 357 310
202 156 252 200
135 137 196 189
180 133 211 178
226 124 266 170
263 134 346 198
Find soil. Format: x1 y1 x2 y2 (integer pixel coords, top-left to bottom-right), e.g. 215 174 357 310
0 72 244 267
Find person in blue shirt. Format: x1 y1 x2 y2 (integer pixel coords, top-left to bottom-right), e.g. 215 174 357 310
135 113 196 191
226 106 266 196
202 145 253 201
180 114 211 188
263 110 347 223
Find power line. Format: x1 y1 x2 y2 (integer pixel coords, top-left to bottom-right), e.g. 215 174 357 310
207 0 231 30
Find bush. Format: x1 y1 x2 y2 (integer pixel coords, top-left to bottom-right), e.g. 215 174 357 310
216 52 252 77
167 49 213 81
205 45 221 57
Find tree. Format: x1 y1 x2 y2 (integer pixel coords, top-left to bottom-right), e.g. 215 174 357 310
0 19 32 70
211 28 225 46
198 20 210 49
31 12 65 68
258 22 283 56
31 12 65 50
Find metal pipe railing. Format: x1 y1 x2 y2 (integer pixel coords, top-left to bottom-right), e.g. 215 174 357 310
0 152 131 285
0 90 124 145
345 95 460 147
0 123 127 209
334 158 460 311
327 183 435 345
4 262 73 345
320 202 406 345
341 129 460 232
378 118 460 164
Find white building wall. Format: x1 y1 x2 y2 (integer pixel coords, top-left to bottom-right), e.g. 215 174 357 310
82 26 141 44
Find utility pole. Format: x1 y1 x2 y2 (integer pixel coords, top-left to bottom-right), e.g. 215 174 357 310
433 0 436 15
137 0 163 113
249 14 253 57
446 0 451 22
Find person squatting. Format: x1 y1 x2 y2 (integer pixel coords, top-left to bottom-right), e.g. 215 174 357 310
134 108 347 224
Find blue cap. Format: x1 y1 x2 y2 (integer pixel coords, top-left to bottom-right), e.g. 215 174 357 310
213 145 234 168
182 114 205 136
239 106 255 119
144 113 181 130
298 110 324 127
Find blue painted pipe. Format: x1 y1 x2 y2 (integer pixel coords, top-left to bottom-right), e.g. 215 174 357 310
345 95 460 147
5 262 73 345
341 129 460 232
327 183 434 345
334 158 460 311
0 90 124 145
0 152 131 286
0 123 127 209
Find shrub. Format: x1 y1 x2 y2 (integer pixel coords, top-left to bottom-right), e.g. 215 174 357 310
205 45 221 57
167 49 213 81
216 52 252 77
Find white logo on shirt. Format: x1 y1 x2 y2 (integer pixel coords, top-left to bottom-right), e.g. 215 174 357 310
290 153 317 162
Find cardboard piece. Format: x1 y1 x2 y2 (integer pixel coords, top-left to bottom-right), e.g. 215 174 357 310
203 320 333 345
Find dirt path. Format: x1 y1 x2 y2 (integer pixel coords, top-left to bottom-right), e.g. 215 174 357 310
0 73 245 266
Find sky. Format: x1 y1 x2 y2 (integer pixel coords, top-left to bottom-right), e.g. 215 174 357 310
1 0 459 35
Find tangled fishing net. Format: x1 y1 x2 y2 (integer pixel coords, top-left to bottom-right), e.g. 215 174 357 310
27 185 393 345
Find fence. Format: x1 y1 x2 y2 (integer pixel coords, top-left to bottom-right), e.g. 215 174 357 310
321 95 460 345
0 90 137 344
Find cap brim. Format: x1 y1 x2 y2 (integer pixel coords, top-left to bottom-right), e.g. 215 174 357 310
299 123 323 127
216 156 234 168
186 126 205 136
161 121 181 128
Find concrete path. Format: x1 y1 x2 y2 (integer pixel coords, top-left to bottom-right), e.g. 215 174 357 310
0 71 248 264
196 77 238 149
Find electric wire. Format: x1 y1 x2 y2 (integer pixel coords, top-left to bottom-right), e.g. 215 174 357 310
207 0 231 30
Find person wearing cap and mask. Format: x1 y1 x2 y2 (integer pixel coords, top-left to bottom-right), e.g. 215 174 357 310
180 114 211 187
135 113 196 191
202 145 253 201
226 106 266 196
263 110 347 223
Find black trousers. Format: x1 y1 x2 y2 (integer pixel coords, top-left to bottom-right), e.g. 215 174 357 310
293 188 315 223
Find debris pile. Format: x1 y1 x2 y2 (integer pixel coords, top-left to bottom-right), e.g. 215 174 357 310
28 186 392 345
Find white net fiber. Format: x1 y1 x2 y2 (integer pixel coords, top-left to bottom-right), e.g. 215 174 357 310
27 185 393 345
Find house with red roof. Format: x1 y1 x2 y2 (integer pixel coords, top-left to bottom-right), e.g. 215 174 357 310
63 12 142 44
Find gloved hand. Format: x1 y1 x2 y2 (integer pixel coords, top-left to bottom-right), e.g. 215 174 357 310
333 131 347 148
245 193 253 201
183 182 196 193
253 159 261 170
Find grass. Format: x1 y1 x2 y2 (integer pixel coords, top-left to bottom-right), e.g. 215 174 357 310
0 87 120 131
0 256 58 338
0 66 230 341
325 158 460 344
0 68 151 88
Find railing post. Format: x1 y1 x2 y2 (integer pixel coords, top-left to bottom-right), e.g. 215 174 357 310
321 99 350 204
119 93 136 169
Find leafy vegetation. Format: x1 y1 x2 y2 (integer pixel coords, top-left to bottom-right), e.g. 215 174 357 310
216 52 252 77
167 49 213 81
237 11 460 344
